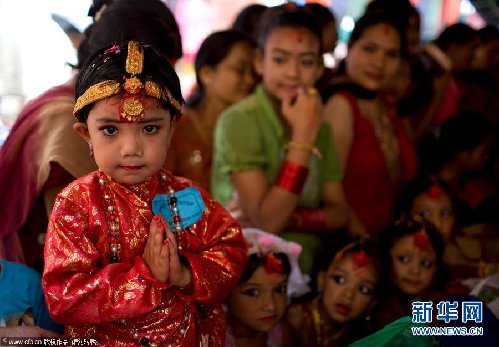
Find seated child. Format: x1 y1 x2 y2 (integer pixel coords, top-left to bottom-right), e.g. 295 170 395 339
396 175 499 280
225 228 309 347
42 41 247 346
287 237 381 347
373 217 446 328
0 258 62 334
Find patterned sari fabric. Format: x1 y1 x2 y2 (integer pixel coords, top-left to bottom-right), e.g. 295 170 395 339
0 81 97 264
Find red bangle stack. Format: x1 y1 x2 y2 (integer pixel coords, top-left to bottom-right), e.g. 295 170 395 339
289 208 327 231
275 160 309 195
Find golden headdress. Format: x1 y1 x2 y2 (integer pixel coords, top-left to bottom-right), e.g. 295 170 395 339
73 41 182 122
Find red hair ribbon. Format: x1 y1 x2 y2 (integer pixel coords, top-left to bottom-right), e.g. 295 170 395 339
263 253 284 274
427 184 443 200
351 250 371 271
413 230 430 251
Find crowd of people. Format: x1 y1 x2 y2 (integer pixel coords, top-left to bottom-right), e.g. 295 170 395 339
0 0 498 346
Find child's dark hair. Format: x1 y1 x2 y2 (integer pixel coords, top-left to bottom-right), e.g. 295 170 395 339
380 217 446 291
77 0 182 68
239 252 291 283
309 233 382 297
437 111 494 165
232 3 268 40
303 2 336 30
75 41 183 123
434 23 477 51
187 30 256 107
257 4 322 52
395 175 454 220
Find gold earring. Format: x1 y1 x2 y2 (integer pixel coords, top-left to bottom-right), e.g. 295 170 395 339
89 146 94 158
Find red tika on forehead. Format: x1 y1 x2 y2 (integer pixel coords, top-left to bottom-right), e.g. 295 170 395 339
351 250 372 271
382 23 392 34
427 184 443 200
262 253 284 275
413 230 430 251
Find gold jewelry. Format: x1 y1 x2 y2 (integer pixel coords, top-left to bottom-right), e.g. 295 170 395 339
89 145 94 158
307 87 318 96
284 141 323 159
73 41 182 121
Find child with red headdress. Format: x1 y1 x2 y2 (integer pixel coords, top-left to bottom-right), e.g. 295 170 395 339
372 217 446 328
225 228 309 347
286 236 382 347
42 41 247 346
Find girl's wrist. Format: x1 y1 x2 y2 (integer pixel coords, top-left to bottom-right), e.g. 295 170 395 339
176 265 192 289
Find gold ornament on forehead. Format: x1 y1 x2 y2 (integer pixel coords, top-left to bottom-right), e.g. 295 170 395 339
73 41 182 121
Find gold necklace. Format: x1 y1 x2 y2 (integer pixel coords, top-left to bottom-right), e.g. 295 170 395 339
311 299 343 347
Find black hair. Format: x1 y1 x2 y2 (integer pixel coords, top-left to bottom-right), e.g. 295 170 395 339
397 53 433 118
364 0 420 33
437 111 494 165
477 25 499 44
257 4 322 52
75 41 183 123
87 0 113 18
347 10 406 56
379 217 446 291
232 3 268 40
77 0 182 68
303 2 336 29
186 30 256 108
395 175 455 220
434 23 477 51
239 252 291 283
307 233 382 298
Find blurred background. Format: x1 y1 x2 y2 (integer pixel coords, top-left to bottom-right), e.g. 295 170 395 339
0 0 496 140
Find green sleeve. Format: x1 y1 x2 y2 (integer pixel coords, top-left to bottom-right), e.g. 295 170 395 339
214 104 268 174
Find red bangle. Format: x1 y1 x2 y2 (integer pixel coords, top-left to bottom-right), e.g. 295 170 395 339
289 208 327 231
275 160 309 195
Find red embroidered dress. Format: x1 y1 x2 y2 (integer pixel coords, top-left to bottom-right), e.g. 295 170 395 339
42 170 247 346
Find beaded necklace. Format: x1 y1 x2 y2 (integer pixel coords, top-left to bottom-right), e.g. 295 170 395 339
97 169 191 346
98 169 187 263
311 298 345 347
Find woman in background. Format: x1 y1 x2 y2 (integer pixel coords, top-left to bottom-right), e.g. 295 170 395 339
166 30 256 190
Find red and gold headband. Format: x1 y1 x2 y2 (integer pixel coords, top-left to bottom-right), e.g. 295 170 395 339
73 41 182 122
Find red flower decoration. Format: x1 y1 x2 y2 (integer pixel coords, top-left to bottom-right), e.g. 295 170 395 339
413 231 430 251
105 44 120 54
351 250 371 271
427 184 443 200
263 253 284 274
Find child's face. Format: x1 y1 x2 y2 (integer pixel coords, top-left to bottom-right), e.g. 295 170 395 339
391 234 436 296
318 254 377 323
346 23 401 91
74 96 173 185
228 266 288 335
255 26 323 101
203 42 255 105
412 192 455 242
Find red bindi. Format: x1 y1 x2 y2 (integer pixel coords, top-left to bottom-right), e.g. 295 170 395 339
382 23 392 35
413 231 430 251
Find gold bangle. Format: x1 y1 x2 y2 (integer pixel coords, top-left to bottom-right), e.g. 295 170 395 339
285 141 323 159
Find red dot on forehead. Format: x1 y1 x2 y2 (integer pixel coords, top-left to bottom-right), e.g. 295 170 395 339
382 23 393 35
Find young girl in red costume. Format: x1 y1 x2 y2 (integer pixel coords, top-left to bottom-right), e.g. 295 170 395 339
225 228 309 347
42 41 247 346
372 217 446 328
287 238 382 347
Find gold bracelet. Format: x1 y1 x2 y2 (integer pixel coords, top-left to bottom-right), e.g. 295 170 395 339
285 141 323 159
